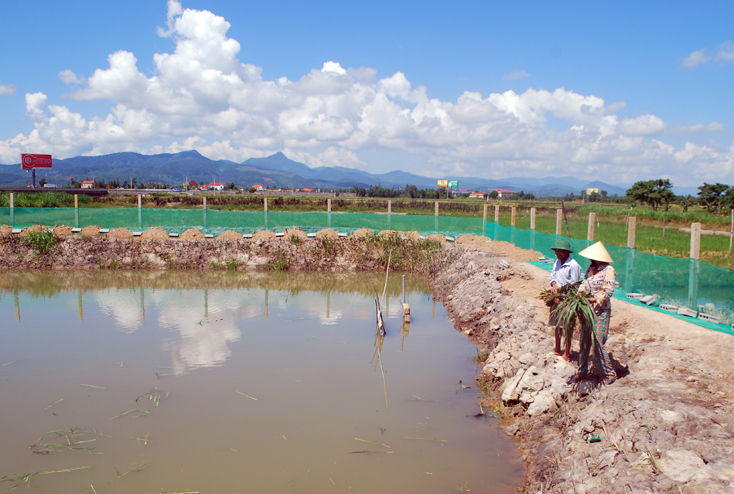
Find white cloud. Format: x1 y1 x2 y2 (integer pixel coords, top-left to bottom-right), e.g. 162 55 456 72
683 41 734 67
503 70 530 80
682 49 711 67
58 69 85 84
0 2 732 186
0 83 16 95
715 40 734 63
671 122 726 134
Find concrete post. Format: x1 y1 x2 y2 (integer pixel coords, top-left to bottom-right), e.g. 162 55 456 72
327 198 332 213
483 204 488 222
202 196 206 209
690 222 701 260
9 192 13 208
435 201 439 216
494 205 500 223
587 213 596 241
387 200 391 214
556 209 563 235
263 197 268 211
9 192 14 228
511 206 517 227
627 216 637 248
530 207 536 230
75 194 79 209
75 194 80 229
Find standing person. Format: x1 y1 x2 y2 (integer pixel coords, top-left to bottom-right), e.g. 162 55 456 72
549 239 581 361
568 242 617 385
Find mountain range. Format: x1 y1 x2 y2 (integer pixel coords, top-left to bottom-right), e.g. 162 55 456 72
0 150 630 197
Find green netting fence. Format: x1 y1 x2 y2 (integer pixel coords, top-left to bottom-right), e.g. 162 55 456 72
2 206 733 331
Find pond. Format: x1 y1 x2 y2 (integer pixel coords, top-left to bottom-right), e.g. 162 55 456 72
0 271 523 493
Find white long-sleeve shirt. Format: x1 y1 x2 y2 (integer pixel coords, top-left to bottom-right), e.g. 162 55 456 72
549 257 581 288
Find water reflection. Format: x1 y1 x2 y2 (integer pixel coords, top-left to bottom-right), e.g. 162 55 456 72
1 272 428 374
0 271 524 494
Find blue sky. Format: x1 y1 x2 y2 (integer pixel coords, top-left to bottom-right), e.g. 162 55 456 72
1 0 732 187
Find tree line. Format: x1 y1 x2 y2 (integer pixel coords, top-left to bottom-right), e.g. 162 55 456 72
625 179 734 214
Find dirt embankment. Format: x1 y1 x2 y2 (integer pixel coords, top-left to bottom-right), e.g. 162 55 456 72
433 240 734 494
0 230 452 274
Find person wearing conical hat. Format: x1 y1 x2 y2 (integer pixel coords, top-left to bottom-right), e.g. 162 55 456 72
549 238 581 361
568 242 618 385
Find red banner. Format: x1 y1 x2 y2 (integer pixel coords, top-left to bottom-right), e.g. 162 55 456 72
21 154 53 170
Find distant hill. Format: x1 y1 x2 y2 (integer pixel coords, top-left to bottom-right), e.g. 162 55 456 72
0 150 629 196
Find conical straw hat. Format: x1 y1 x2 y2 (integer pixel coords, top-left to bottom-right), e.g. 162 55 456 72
578 241 613 263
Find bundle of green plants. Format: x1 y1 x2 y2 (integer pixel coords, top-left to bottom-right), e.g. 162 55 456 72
539 281 597 352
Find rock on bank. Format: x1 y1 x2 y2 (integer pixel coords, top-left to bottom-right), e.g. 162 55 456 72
432 244 734 494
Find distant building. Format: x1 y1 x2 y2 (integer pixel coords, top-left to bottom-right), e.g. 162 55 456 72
187 181 198 189
81 180 94 189
301 188 314 192
208 182 225 191
251 184 264 191
468 192 485 199
489 188 514 198
43 183 58 189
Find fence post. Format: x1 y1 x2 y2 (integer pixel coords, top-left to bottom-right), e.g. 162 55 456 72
201 196 207 228
483 204 488 222
263 197 267 211
387 200 391 214
556 208 562 235
730 209 733 253
435 201 439 216
328 198 332 213
74 194 80 229
9 192 13 228
627 216 636 248
587 213 596 241
530 207 536 230
9 192 13 208
690 222 701 260
494 205 500 223
511 207 517 227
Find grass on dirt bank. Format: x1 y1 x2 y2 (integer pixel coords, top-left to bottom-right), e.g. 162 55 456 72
2 191 733 269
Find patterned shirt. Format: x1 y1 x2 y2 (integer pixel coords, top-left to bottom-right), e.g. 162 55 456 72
579 263 616 312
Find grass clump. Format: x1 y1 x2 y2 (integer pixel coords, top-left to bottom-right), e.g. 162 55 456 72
22 230 59 255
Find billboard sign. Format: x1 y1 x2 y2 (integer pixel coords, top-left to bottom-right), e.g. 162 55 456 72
437 180 448 187
448 180 459 188
21 154 53 170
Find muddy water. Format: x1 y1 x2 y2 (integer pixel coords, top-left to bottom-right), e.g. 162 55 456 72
0 272 523 493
